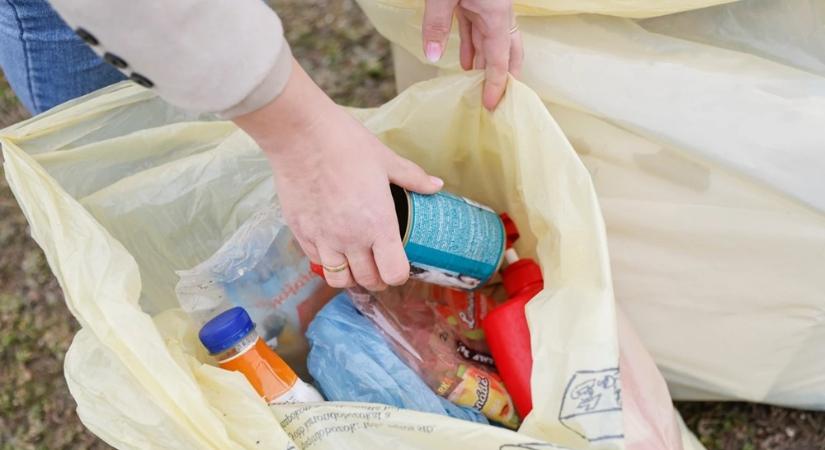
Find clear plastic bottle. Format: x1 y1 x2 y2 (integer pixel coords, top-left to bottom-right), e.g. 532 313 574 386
198 306 323 404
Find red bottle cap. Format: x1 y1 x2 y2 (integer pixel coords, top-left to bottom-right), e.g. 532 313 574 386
310 263 325 278
500 213 520 249
502 258 543 298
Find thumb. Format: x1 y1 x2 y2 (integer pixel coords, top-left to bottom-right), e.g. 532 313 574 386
387 155 443 195
422 0 459 63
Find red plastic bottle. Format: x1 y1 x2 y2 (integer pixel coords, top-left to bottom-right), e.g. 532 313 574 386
481 248 543 419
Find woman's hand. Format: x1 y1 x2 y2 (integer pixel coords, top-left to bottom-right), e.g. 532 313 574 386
422 0 523 110
235 59 443 291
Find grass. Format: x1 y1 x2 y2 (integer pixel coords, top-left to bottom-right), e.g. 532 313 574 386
0 1 823 449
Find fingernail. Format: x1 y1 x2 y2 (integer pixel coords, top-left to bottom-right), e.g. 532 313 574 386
425 41 442 63
430 176 444 187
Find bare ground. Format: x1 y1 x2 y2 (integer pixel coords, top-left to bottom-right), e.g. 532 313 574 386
0 1 823 449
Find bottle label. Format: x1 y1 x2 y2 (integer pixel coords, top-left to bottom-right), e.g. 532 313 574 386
270 380 324 404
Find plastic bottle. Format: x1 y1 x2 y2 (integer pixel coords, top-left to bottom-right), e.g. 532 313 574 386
198 306 323 404
481 248 543 419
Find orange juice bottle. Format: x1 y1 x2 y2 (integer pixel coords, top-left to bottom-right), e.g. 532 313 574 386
198 307 323 404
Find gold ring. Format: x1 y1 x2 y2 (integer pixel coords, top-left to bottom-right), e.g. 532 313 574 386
509 23 519 34
323 262 349 273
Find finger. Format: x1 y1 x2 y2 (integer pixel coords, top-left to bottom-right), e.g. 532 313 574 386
319 246 356 288
422 0 459 63
456 10 474 71
296 238 321 263
472 25 486 69
482 31 511 110
373 235 410 287
509 31 524 78
346 248 387 291
387 155 444 194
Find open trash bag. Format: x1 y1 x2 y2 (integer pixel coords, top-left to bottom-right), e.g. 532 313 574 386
3 69 703 448
361 0 825 410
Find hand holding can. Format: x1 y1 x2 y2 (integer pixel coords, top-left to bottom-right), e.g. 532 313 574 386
312 185 506 291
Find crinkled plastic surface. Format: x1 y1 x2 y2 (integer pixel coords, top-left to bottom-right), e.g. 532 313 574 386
306 292 488 425
640 0 825 76
361 0 825 412
176 206 337 379
345 282 518 428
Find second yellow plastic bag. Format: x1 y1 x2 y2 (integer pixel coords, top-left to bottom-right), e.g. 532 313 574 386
360 0 825 412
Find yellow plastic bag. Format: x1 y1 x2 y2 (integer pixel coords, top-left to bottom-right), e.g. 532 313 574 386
376 0 740 19
360 0 825 410
3 72 701 449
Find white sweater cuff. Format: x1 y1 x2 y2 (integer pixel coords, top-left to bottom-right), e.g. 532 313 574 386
219 44 293 118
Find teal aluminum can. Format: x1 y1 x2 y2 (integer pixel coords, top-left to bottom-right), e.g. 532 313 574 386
391 185 506 290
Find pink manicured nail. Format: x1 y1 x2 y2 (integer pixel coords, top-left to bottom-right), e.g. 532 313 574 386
430 176 444 187
425 41 442 63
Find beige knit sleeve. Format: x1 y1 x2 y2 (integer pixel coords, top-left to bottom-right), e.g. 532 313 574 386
48 0 293 118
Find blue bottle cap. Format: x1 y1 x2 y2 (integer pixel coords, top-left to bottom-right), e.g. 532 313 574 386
198 307 256 355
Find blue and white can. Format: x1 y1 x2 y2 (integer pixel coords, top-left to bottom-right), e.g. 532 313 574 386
391 185 506 290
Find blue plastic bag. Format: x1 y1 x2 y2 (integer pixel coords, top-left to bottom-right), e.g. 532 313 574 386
306 293 488 425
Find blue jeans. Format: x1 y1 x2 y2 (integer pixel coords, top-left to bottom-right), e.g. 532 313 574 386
0 0 124 114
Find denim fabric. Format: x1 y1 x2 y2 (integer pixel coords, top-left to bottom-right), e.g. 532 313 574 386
0 0 124 114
